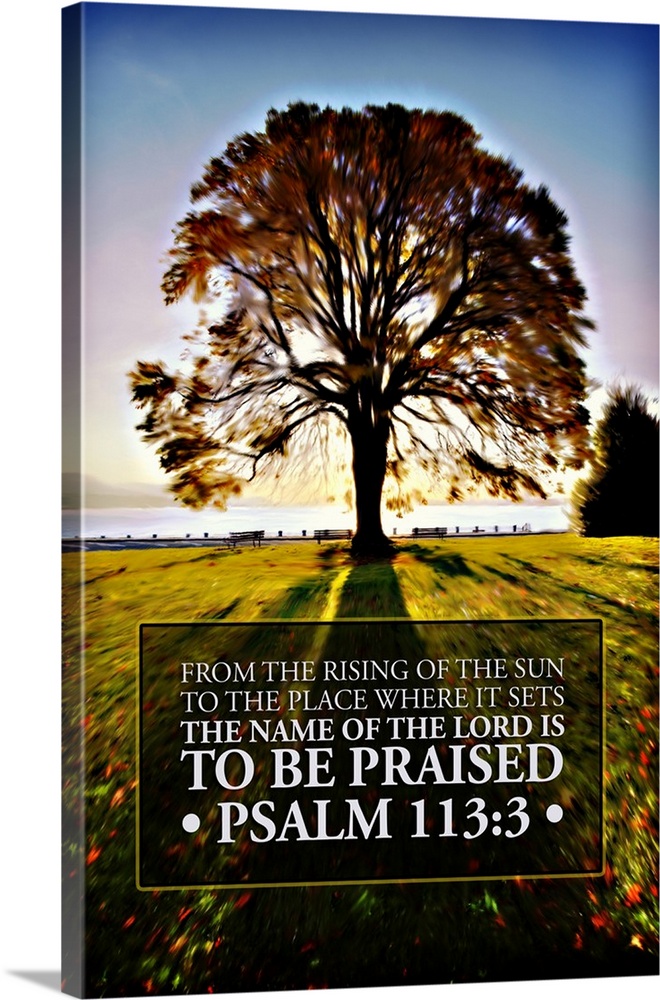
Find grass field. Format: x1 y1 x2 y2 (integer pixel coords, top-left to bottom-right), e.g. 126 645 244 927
62 534 658 995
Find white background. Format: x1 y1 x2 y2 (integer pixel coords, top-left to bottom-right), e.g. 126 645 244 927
1 1 657 999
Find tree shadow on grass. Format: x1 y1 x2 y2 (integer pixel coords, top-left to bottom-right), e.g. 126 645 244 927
481 563 520 585
572 553 659 575
272 575 338 619
403 543 483 582
504 553 658 621
333 559 410 620
257 549 412 621
253 551 350 620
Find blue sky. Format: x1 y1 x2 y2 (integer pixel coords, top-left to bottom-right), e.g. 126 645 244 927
62 0 659 494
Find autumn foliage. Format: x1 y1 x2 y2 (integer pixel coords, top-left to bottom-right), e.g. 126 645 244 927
131 103 592 555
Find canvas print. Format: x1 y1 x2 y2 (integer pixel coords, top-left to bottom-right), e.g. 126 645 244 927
62 2 659 997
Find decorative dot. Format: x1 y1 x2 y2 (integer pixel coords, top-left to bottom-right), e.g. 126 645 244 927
492 825 502 836
491 811 502 823
546 804 563 824
182 813 201 834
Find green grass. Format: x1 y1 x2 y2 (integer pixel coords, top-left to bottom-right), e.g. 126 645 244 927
63 535 658 995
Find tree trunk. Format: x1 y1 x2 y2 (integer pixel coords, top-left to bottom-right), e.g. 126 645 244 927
348 403 395 559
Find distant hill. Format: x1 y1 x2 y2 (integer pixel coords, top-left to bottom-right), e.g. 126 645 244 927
62 473 172 509
62 473 274 510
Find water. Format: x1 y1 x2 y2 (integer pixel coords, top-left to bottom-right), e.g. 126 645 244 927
62 500 569 539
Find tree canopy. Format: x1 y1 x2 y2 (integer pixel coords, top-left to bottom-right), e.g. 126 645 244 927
131 102 592 556
571 385 659 537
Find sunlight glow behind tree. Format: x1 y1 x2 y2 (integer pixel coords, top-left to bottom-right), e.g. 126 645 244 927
130 103 593 556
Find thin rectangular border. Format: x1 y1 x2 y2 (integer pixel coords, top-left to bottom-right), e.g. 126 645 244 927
136 617 605 891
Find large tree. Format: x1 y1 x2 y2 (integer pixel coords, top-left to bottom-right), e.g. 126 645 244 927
571 385 659 537
131 103 592 556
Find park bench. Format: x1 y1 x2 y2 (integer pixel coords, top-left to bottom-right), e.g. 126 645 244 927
411 527 448 539
313 528 353 543
228 530 265 547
